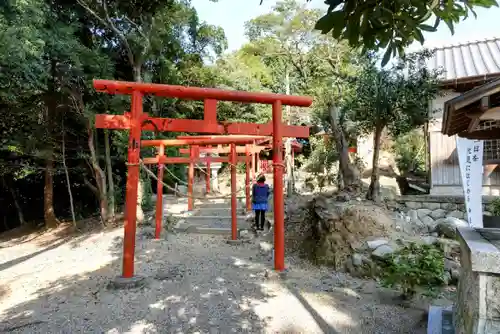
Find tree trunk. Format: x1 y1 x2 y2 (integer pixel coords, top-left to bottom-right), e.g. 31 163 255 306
62 119 76 227
367 124 383 202
2 176 25 226
87 121 108 224
328 105 359 188
104 129 115 222
133 63 145 223
44 153 59 228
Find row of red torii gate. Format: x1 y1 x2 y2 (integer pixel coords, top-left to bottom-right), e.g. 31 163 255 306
93 79 312 283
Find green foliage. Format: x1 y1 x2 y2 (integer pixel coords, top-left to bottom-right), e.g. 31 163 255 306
381 242 445 298
311 0 498 66
488 198 500 216
392 130 426 175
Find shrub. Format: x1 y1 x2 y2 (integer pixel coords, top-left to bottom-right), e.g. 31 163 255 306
488 197 500 216
392 130 426 176
381 242 445 299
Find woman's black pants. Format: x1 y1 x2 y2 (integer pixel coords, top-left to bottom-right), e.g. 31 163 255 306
254 210 265 230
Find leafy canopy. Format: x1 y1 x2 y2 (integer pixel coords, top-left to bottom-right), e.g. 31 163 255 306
309 0 498 66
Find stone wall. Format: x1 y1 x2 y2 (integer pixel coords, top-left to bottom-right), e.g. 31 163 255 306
395 195 494 232
455 228 500 334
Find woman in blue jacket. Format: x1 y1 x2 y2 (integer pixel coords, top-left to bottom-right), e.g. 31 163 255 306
252 174 270 231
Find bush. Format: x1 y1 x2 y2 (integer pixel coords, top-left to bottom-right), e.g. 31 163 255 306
488 197 500 216
392 130 426 175
381 242 445 299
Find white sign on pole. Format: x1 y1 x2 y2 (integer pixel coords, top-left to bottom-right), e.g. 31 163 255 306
456 137 484 228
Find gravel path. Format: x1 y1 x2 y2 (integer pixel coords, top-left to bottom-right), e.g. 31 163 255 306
0 225 427 333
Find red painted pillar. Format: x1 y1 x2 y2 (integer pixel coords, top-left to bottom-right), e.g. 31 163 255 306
122 91 143 278
272 100 285 272
256 153 260 174
245 144 251 212
251 149 256 183
230 143 237 240
206 145 211 194
188 145 195 211
155 144 165 239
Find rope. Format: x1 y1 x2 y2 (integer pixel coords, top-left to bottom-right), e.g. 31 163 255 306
140 160 249 200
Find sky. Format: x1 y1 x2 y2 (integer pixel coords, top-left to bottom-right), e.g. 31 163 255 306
191 0 500 53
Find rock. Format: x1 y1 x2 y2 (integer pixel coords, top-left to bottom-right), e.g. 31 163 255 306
421 216 436 230
431 232 438 237
372 244 395 259
430 209 447 220
352 253 363 266
434 217 468 239
443 271 452 285
438 238 461 259
406 201 422 210
245 213 254 222
417 208 432 218
424 202 442 210
450 268 460 284
336 192 351 202
367 239 389 250
444 258 460 271
258 241 273 254
407 209 419 222
484 211 492 217
421 236 438 245
447 210 464 219
441 203 457 211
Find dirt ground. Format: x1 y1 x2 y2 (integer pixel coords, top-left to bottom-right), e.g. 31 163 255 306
0 220 434 334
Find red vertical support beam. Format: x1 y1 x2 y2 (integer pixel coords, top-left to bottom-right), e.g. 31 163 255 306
272 100 285 272
155 144 165 239
123 91 143 278
251 142 256 182
206 145 211 194
256 153 260 174
245 144 251 212
230 143 237 240
188 145 195 211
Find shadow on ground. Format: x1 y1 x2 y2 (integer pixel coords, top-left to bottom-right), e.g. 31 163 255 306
0 226 429 333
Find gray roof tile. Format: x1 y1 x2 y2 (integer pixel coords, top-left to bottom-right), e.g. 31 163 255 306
426 37 500 81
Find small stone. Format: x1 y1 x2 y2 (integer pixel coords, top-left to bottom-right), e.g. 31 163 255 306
444 258 460 271
484 211 492 217
431 232 438 237
367 239 389 250
447 210 464 219
352 253 363 266
430 209 447 219
443 271 452 285
259 241 273 254
417 208 432 218
372 245 395 259
434 217 468 239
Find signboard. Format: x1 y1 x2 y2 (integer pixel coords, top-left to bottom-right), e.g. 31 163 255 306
456 137 484 228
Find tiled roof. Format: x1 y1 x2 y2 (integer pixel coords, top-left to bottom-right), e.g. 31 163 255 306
426 37 500 82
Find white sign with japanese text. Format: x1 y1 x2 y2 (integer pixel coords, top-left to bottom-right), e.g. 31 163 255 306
456 137 484 228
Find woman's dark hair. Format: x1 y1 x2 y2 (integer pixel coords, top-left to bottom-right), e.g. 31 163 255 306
257 174 266 182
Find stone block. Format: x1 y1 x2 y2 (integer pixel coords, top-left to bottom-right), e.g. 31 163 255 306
405 201 423 210
417 208 432 218
431 209 447 220
423 202 442 211
441 203 458 211
454 228 500 334
447 210 464 219
407 209 419 223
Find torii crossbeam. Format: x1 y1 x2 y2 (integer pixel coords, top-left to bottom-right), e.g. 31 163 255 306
93 79 312 282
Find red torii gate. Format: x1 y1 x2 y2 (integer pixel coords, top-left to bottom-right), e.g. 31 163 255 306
178 142 269 202
93 79 312 282
141 137 259 241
